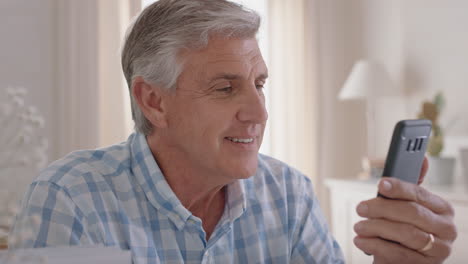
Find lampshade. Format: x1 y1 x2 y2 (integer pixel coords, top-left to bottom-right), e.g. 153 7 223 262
338 60 394 100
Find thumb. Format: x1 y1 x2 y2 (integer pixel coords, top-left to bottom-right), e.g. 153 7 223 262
417 156 429 185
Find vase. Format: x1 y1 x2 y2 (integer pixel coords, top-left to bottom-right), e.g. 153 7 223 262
425 156 456 186
460 148 468 185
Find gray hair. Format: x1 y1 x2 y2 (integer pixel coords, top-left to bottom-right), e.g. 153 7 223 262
121 0 261 135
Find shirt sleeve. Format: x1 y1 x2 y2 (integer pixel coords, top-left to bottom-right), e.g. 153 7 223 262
289 175 345 264
9 181 94 248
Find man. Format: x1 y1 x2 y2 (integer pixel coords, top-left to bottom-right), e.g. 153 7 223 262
10 0 456 263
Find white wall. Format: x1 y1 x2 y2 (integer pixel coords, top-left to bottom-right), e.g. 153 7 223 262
401 0 468 137
0 0 135 167
319 0 468 180
0 0 56 161
363 0 468 155
318 0 367 180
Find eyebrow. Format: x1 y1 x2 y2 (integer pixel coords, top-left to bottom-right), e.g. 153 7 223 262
209 73 269 82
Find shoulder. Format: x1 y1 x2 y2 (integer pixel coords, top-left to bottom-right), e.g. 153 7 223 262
35 136 134 190
256 153 313 189
246 154 315 201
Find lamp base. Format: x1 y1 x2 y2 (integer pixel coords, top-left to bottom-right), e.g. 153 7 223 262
360 156 385 179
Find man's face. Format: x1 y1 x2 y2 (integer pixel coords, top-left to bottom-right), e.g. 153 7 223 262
161 37 268 182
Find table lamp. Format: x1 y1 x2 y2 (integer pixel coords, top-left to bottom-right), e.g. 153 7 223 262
339 60 394 177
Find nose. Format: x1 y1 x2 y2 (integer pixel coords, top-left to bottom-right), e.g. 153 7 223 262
236 85 269 124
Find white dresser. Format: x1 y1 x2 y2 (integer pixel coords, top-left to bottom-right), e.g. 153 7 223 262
325 179 468 264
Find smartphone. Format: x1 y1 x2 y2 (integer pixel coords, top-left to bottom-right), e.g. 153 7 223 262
380 119 432 195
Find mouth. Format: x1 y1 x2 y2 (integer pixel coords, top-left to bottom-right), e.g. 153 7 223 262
223 136 259 152
225 137 254 144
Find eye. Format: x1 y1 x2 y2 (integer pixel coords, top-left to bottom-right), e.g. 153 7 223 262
256 84 265 93
216 87 233 93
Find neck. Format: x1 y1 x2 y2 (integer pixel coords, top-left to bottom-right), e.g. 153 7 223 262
146 134 227 238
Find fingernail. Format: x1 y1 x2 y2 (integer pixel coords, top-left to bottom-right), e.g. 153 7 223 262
381 180 392 191
357 203 368 215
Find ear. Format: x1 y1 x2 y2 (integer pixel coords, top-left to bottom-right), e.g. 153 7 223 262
131 76 169 128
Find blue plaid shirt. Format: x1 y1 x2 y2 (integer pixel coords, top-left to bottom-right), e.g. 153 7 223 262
10 133 344 263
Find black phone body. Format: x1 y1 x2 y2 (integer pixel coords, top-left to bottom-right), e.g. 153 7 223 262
381 119 432 185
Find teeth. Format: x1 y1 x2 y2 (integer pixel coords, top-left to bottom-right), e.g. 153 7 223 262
226 137 254 143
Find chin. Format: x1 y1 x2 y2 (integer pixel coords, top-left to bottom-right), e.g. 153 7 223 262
237 168 257 179
229 158 258 179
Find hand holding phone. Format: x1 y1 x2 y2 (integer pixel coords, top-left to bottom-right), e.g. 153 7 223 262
356 119 457 262
379 119 432 197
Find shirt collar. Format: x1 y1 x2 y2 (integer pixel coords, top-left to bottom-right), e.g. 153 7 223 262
226 179 247 222
130 133 191 230
129 132 248 229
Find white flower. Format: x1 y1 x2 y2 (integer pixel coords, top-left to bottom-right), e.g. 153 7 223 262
0 87 49 176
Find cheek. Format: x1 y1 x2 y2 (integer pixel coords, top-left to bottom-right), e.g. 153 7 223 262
175 103 234 142
197 101 236 124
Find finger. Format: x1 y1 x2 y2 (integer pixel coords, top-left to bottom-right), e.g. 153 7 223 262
353 236 428 264
356 198 456 241
354 219 427 251
418 156 429 185
353 236 449 264
354 219 451 258
377 177 454 216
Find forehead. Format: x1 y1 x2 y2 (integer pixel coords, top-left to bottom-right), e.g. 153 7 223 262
180 37 268 80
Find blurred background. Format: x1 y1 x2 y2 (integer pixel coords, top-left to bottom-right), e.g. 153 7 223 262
1 0 468 262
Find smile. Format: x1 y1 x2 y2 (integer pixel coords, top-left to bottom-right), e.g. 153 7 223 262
225 137 254 143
